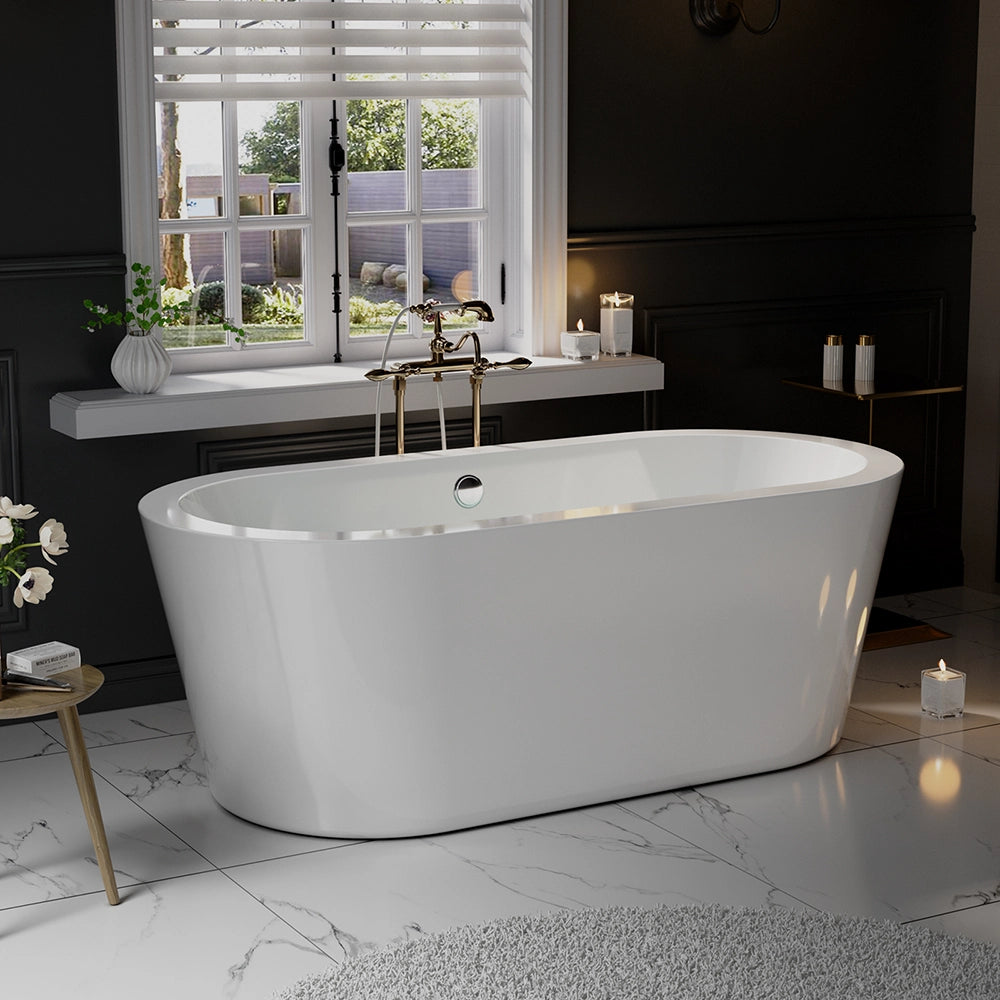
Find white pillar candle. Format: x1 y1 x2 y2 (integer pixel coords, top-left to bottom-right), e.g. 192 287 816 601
600 292 634 357
921 659 965 718
560 319 600 361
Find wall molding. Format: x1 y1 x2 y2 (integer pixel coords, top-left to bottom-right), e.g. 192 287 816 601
0 254 124 281
198 417 503 474
83 656 184 714
0 351 25 630
568 215 976 252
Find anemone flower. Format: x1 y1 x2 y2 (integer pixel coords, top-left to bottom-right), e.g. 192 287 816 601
0 517 12 546
13 567 54 608
0 497 37 520
38 519 69 564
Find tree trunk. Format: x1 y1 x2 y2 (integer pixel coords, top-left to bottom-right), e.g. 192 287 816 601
159 21 187 289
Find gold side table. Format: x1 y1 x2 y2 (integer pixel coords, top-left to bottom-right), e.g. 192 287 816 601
781 374 964 445
0 664 120 905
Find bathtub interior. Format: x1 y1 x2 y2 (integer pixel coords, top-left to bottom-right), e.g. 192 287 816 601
172 431 876 537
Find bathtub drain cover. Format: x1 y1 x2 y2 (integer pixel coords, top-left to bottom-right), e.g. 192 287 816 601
454 475 484 508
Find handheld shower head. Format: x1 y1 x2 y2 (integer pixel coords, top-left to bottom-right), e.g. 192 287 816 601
408 298 495 324
456 300 494 323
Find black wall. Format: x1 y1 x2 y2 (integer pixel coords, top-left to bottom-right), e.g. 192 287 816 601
0 1 978 710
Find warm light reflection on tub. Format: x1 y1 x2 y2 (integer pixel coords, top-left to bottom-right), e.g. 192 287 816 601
818 574 831 621
854 605 869 653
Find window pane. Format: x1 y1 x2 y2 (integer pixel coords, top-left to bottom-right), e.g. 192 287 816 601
160 233 227 349
348 224 408 337
423 221 479 315
239 101 301 218
347 99 407 212
421 99 479 211
158 102 223 221
239 230 305 345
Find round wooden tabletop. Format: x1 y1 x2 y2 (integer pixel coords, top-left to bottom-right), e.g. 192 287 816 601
0 664 104 720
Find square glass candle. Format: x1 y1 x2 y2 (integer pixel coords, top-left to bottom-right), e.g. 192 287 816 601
921 659 965 718
561 319 600 361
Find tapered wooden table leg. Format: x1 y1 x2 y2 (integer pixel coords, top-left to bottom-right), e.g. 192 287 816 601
57 705 120 905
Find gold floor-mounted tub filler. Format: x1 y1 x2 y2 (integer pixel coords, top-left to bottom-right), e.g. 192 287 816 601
365 299 531 454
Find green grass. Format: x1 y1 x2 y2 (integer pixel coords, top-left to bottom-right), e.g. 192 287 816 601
163 324 305 349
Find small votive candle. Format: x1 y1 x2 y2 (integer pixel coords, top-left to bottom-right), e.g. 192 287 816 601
600 292 633 357
921 658 965 718
560 319 600 361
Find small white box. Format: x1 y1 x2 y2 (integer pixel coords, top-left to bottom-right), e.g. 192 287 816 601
5 642 81 678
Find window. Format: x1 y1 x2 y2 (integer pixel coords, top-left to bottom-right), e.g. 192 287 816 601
116 0 566 372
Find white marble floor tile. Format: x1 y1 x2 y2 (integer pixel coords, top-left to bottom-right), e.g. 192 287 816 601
35 698 194 749
851 636 1000 734
227 802 808 965
0 753 211 909
934 723 1000 767
874 593 965 620
930 612 1000 652
86 733 355 868
908 900 1000 949
0 870 333 1000
831 707 918 753
623 739 1000 922
0 720 65 762
914 587 1000 614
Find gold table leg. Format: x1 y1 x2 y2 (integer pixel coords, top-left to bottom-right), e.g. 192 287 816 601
57 706 120 905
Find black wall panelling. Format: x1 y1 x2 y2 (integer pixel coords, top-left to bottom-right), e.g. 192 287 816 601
0 350 25 630
199 418 503 474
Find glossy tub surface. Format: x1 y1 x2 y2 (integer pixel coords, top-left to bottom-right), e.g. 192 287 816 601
139 429 903 837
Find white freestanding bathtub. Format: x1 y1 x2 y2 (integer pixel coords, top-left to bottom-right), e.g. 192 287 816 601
139 429 902 838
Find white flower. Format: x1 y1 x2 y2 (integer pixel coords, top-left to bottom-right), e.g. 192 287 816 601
0 497 37 520
38 518 69 564
12 567 54 607
0 517 12 545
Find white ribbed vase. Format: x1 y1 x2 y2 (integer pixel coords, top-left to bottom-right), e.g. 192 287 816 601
111 330 172 394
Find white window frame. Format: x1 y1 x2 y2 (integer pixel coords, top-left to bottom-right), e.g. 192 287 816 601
116 0 567 371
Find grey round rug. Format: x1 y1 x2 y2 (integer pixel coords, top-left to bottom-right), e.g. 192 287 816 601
274 903 1000 999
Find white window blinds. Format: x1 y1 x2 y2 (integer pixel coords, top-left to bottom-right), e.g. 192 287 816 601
151 0 530 101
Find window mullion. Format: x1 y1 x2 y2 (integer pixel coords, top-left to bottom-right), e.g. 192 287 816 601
222 98 243 340
407 96 423 313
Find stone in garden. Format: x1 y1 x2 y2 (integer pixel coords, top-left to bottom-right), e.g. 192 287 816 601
383 264 406 287
360 261 388 285
395 272 430 291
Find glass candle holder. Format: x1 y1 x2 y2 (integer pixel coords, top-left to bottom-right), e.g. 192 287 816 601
561 320 600 361
599 292 634 357
921 659 965 718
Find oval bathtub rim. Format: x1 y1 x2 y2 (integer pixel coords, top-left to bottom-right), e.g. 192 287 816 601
137 428 904 543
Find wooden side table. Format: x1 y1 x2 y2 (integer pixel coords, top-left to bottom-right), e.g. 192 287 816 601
0 664 120 905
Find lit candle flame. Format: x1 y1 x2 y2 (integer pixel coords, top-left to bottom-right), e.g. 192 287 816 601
577 318 584 331
939 659 948 674
613 291 621 307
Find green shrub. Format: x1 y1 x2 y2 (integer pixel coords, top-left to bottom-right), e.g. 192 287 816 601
160 287 191 326
194 282 267 324
260 284 304 325
349 296 403 326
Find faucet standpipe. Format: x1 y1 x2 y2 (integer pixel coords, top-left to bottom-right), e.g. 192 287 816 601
365 298 530 454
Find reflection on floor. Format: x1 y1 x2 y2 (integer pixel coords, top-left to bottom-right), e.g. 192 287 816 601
2 587 1000 999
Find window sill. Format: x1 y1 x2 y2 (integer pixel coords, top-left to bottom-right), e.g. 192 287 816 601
49 354 664 440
